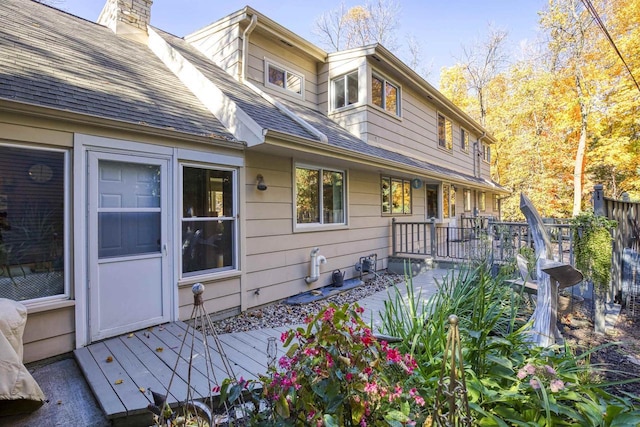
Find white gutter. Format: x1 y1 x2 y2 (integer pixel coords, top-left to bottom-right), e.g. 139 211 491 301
240 14 328 144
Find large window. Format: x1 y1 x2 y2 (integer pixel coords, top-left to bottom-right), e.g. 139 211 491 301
463 189 471 212
266 61 303 96
381 177 411 215
296 166 345 226
371 75 400 116
332 71 359 110
181 166 236 276
0 144 67 302
438 113 453 150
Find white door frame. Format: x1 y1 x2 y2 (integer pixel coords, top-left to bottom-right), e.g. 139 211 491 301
74 134 175 348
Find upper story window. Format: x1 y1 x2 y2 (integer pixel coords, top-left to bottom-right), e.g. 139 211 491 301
372 75 400 116
332 71 359 110
296 165 345 227
438 113 453 150
482 143 491 163
181 166 237 277
0 144 68 302
461 128 469 153
381 176 411 215
265 61 303 96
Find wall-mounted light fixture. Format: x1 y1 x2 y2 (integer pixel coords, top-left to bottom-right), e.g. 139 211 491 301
256 174 267 191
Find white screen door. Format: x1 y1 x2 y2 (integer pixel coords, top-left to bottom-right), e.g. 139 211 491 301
88 152 170 342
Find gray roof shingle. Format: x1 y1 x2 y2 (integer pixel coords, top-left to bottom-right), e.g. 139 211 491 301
0 0 235 141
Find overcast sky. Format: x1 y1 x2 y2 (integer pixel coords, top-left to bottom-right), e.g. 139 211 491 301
53 0 548 87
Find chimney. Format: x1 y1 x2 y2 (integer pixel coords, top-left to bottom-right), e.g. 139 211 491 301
98 0 153 43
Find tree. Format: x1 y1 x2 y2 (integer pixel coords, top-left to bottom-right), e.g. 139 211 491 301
313 0 400 52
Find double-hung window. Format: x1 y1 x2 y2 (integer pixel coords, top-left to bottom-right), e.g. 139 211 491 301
463 189 471 212
332 71 359 110
442 183 456 219
482 143 491 163
371 75 400 116
0 144 68 302
461 128 469 153
381 177 411 215
438 113 453 150
181 166 236 276
296 166 345 226
479 192 486 212
266 61 303 96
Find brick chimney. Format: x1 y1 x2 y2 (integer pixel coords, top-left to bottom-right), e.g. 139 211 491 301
98 0 153 43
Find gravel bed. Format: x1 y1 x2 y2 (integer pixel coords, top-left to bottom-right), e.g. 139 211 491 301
212 273 404 334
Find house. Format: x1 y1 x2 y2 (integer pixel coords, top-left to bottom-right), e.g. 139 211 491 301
0 0 506 363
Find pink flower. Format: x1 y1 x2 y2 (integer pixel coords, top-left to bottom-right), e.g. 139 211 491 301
279 356 292 369
517 368 528 379
280 331 290 343
386 348 402 363
529 378 541 389
525 363 536 375
346 372 353 381
356 306 364 314
414 395 425 406
545 365 557 376
323 307 336 322
364 381 378 394
550 379 565 392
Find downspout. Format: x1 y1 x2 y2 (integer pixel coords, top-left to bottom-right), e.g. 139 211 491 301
476 131 487 178
240 14 328 143
241 14 258 83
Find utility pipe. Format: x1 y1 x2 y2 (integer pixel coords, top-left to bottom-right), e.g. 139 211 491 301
305 247 327 284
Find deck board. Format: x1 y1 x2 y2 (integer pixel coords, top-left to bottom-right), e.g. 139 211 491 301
74 268 447 424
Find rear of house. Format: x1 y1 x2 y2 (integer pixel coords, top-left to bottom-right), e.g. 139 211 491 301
0 0 506 364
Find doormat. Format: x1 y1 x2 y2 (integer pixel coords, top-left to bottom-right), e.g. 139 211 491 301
284 278 364 305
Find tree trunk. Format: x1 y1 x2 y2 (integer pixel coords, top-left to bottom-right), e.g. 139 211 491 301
573 74 588 216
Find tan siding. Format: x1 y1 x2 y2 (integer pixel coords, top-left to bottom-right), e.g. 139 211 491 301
247 36 319 108
0 122 73 147
177 277 241 319
187 24 242 78
22 305 75 363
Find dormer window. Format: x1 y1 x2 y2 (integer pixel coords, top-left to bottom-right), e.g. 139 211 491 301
265 60 303 96
371 75 400 116
332 71 359 110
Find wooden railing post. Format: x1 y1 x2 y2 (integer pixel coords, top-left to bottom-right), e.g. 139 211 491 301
391 218 397 256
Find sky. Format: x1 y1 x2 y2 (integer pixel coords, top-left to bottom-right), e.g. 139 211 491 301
52 0 548 87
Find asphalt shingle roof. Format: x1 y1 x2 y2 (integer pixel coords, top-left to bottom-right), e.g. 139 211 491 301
154 29 317 141
0 0 235 141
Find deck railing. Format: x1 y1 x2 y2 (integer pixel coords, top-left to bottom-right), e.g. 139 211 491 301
392 218 575 265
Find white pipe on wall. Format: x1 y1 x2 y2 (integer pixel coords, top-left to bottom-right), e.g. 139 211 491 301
305 247 327 284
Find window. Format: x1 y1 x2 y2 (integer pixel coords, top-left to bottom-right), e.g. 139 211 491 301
372 75 400 116
438 113 453 150
442 183 456 219
461 128 469 153
482 143 491 163
296 166 345 226
0 144 67 302
463 189 471 212
426 184 438 219
479 192 486 212
266 61 303 95
181 166 236 276
332 71 359 110
493 194 500 211
382 177 411 215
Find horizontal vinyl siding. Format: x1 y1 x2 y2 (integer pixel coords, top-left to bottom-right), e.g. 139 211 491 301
246 37 319 108
188 24 242 77
23 305 75 363
245 153 430 310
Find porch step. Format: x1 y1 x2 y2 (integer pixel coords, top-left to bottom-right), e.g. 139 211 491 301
387 255 433 276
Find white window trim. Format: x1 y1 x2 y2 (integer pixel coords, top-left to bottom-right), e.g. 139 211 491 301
331 70 359 112
371 72 401 117
437 112 453 152
0 142 71 306
264 58 305 99
294 162 347 231
178 163 239 279
461 127 470 153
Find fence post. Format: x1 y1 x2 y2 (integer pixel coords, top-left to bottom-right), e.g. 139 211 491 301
430 217 437 257
392 218 397 256
593 183 605 216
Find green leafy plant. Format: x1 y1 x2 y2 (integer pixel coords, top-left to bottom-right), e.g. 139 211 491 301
257 302 427 426
571 210 617 290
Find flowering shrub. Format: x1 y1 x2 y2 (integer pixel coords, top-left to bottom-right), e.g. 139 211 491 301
259 302 426 426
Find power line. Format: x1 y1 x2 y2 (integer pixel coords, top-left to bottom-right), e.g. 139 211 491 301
579 0 640 93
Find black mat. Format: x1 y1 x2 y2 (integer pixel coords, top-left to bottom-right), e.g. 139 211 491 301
284 278 364 305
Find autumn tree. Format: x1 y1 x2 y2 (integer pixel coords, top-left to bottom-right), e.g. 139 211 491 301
313 0 400 52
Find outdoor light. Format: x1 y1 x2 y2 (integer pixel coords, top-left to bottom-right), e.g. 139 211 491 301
256 174 267 191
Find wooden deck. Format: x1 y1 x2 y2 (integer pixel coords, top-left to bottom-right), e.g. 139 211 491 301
74 269 447 426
